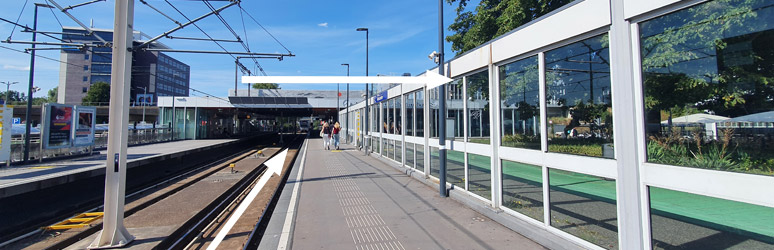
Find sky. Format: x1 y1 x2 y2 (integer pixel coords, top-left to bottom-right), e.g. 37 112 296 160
0 0 467 98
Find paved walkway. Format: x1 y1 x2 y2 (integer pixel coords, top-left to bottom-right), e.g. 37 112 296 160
0 139 236 189
263 138 545 250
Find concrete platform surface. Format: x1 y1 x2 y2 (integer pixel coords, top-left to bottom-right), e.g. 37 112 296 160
0 139 236 191
264 139 546 250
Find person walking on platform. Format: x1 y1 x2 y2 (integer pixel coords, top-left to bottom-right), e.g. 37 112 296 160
321 122 332 150
332 122 341 150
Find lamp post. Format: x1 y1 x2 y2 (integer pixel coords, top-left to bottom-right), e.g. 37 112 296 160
341 63 349 143
1 82 18 104
24 3 54 163
135 86 147 123
356 27 368 155
437 0 448 197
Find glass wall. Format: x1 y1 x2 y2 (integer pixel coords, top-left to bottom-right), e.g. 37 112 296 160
406 142 415 168
430 147 440 178
467 71 491 144
416 90 425 137
502 160 543 222
383 101 389 133
500 56 541 150
407 92 415 136
396 140 402 163
545 34 613 158
416 143 425 172
549 169 618 249
467 153 491 200
641 0 774 176
447 150 466 188
430 86 441 138
448 79 465 140
649 186 774 249
395 96 402 135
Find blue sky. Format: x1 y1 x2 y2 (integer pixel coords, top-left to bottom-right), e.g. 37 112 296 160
0 0 466 98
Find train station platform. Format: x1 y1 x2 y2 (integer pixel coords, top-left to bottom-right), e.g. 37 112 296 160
0 139 238 198
260 138 546 250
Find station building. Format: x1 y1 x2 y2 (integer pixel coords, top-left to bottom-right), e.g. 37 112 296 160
339 0 774 249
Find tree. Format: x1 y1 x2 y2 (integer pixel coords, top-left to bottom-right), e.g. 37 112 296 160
0 90 26 105
47 87 58 103
82 82 110 106
446 0 573 54
252 83 279 89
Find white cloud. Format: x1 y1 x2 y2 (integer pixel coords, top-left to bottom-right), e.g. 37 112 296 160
317 22 328 28
3 65 30 71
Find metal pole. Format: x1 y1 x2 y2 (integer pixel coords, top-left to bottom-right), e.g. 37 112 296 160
357 28 369 155
337 83 340 122
438 0 448 197
234 60 238 96
345 64 350 143
142 87 146 123
89 0 135 248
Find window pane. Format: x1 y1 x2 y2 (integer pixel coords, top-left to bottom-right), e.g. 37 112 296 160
467 153 491 200
448 79 465 140
407 92 415 136
641 0 774 176
395 97 402 135
467 71 491 144
406 142 415 168
396 140 402 163
416 90 425 137
502 160 543 222
500 55 541 150
383 101 389 133
549 169 618 249
546 34 614 158
447 150 465 188
649 187 774 249
416 144 425 172
430 147 439 178
430 86 441 138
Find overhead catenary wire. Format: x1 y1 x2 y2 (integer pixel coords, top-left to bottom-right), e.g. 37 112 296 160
8 0 29 40
239 5 292 54
202 1 266 76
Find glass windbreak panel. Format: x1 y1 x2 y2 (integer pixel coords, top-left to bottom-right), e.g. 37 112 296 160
416 143 425 172
641 0 774 176
545 34 613 159
649 187 774 249
407 92 415 136
395 141 402 163
416 90 425 137
448 79 465 141
395 97 402 135
467 71 491 144
174 108 185 140
382 139 389 157
184 108 196 139
430 86 441 138
500 56 541 150
467 153 492 200
549 169 618 249
383 101 389 133
406 142 415 168
430 147 440 177
447 150 466 188
501 160 543 222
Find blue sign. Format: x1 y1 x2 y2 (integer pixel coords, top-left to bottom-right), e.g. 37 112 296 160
373 91 388 103
13 118 20 124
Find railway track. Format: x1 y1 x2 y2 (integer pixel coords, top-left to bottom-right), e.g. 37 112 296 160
0 133 305 250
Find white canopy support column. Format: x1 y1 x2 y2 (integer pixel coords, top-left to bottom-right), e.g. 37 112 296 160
88 0 135 248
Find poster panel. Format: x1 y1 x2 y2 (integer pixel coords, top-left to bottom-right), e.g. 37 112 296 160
73 106 96 146
43 103 74 149
0 106 12 162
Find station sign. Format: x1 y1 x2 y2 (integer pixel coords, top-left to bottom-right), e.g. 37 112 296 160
373 91 388 103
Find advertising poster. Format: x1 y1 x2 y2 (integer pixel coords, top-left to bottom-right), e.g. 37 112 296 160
137 94 153 106
0 106 12 163
73 106 96 146
43 104 74 149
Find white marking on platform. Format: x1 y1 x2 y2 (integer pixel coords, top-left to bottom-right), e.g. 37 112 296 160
276 141 308 250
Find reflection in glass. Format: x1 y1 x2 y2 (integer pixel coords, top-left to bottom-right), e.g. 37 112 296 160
500 56 541 150
448 79 465 140
649 186 774 249
641 0 774 176
395 140 402 162
407 92 415 136
406 142 415 168
416 90 425 137
545 34 613 158
416 143 425 172
447 150 466 188
430 87 441 138
467 71 491 144
383 100 390 133
430 147 440 178
501 160 543 221
395 96 402 135
467 153 491 200
549 168 618 249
